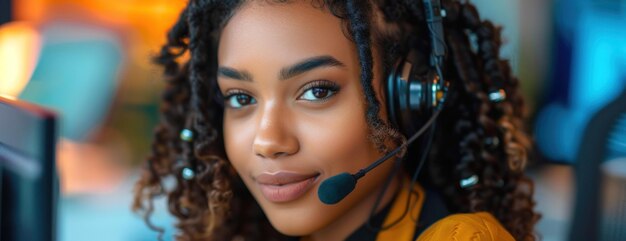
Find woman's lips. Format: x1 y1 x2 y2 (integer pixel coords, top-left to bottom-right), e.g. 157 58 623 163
255 172 320 203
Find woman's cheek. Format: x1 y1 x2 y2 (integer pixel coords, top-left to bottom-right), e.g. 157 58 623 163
296 108 373 174
223 115 255 172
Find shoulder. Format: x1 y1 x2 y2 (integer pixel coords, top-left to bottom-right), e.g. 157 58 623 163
415 212 515 241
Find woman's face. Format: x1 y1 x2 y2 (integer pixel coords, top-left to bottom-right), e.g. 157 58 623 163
218 1 398 238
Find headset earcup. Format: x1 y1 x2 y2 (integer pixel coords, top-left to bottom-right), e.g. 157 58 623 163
386 59 435 136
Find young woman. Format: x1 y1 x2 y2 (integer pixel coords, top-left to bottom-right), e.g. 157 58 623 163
133 1 539 240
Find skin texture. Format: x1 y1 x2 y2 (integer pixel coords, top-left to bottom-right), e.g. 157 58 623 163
218 2 399 241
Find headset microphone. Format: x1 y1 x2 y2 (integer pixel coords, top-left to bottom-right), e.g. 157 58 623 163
318 0 447 205
318 107 442 205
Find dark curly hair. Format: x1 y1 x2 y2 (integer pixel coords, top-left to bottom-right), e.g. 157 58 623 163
132 0 540 240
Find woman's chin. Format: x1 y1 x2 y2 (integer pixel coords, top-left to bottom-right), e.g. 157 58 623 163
267 216 325 237
260 202 332 237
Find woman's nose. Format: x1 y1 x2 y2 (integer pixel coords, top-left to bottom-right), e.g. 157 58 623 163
252 104 299 159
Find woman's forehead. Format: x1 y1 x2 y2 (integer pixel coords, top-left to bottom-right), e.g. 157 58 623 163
217 1 358 71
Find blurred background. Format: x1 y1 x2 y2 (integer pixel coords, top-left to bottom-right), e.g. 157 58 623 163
0 0 625 240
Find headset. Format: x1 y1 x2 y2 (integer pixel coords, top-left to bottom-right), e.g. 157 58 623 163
317 0 449 205
386 0 447 136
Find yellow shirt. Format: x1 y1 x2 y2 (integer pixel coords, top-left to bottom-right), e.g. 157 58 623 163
375 178 515 241
416 212 515 241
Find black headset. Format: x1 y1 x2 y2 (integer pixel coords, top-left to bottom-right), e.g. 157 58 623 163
316 0 450 205
385 0 448 136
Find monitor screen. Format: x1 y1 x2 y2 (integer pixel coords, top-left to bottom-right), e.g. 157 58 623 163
0 96 58 241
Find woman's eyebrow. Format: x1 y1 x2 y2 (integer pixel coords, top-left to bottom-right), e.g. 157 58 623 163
279 55 345 81
217 67 254 82
217 55 345 82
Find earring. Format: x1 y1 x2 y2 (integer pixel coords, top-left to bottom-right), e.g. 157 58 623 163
460 174 479 189
179 128 196 180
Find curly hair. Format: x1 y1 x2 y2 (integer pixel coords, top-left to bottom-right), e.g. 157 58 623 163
132 0 540 240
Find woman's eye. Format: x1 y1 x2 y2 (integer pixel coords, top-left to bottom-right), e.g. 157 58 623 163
299 85 339 101
225 93 256 109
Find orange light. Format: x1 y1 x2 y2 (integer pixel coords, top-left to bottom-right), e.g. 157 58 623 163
13 0 187 70
0 22 41 98
14 0 186 46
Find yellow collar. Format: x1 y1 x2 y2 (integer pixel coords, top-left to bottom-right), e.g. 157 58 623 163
375 178 425 241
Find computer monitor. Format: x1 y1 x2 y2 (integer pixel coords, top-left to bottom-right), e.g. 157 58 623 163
0 96 58 241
